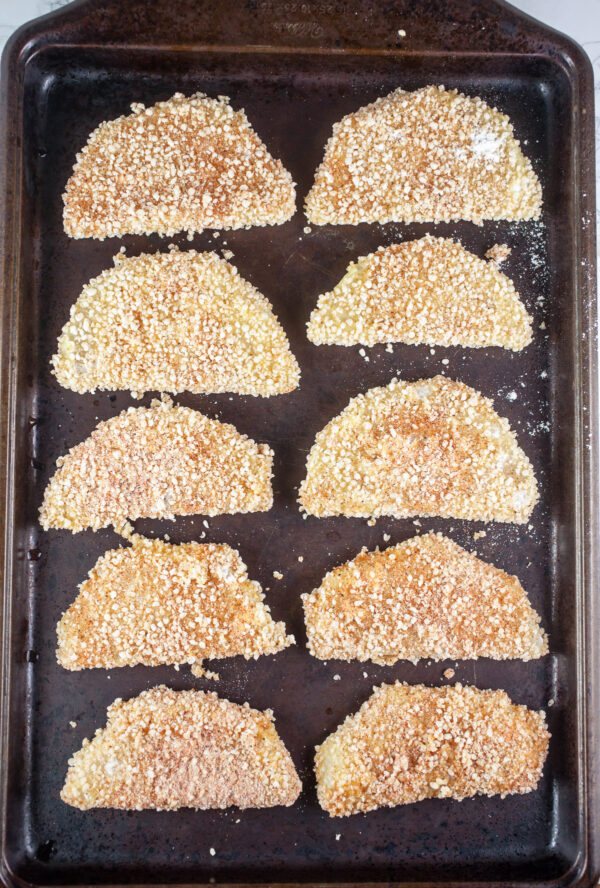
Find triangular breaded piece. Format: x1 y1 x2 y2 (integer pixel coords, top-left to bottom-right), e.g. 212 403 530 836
52 250 300 396
62 686 301 810
303 533 547 664
299 376 537 523
316 682 549 816
307 236 532 350
57 536 293 670
40 399 272 532
63 92 296 239
305 85 541 225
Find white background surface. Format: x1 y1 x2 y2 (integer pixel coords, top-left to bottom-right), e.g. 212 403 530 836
0 0 598 238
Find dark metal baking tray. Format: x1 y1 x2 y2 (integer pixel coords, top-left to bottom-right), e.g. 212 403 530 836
0 0 598 885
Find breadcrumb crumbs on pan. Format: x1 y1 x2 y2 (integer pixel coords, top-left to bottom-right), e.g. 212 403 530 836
61 686 301 810
485 242 512 265
52 249 299 396
305 85 541 225
56 536 294 671
298 375 538 523
315 682 549 816
39 399 273 532
63 92 296 239
302 532 547 665
307 236 531 351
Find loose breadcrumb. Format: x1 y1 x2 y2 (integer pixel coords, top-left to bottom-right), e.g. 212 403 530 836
485 243 512 265
307 236 531 351
315 682 549 816
64 93 296 239
305 85 541 226
57 536 293 670
299 376 537 523
52 250 299 396
302 532 547 665
61 686 301 810
40 399 273 532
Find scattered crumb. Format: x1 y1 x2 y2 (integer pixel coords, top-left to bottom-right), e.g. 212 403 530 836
273 571 283 580
385 343 394 353
548 698 554 707
222 249 234 260
443 668 455 680
298 556 304 562
506 390 517 401
69 721 77 728
539 321 546 330
210 848 216 856
383 533 390 542
485 243 511 265
397 29 406 36
441 358 449 365
367 518 376 526
473 530 487 540
303 226 311 234
333 674 341 681
336 833 341 840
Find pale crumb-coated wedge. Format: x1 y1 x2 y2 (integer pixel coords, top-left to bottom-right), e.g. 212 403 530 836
307 236 532 350
316 683 549 816
305 85 541 226
62 686 301 810
302 532 547 665
64 92 296 239
299 376 537 523
57 536 293 671
52 249 299 396
40 399 273 532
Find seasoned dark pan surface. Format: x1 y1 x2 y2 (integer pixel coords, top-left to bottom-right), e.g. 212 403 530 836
1 13 596 888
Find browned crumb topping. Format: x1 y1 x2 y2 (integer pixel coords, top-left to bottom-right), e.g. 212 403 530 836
307 236 531 350
299 375 537 524
302 532 547 665
57 537 293 670
63 92 296 239
61 686 301 810
305 85 541 226
40 399 273 532
315 682 549 816
485 243 512 265
52 249 299 396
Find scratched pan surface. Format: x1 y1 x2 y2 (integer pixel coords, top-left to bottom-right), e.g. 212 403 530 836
0 0 597 886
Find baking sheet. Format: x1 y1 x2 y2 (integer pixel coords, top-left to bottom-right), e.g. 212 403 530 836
1 1 598 886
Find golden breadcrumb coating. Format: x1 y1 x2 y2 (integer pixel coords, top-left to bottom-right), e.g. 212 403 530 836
307 236 532 350
316 682 549 816
40 399 272 532
52 249 299 396
305 85 541 226
299 376 537 523
302 532 547 664
62 686 301 810
63 92 296 239
57 536 293 671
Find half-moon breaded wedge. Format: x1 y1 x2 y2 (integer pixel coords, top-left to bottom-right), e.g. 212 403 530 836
52 250 300 396
40 399 272 532
307 236 532 350
57 536 293 671
299 376 537 523
316 682 549 816
63 92 296 239
62 686 301 810
303 532 547 664
305 85 541 226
